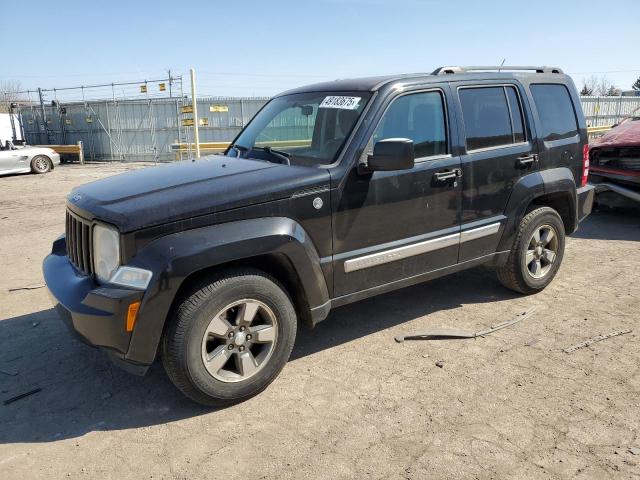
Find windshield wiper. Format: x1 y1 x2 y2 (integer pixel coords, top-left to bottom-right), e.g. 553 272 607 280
253 146 291 165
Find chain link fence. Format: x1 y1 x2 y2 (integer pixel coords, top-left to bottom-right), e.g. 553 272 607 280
9 85 640 162
17 96 268 162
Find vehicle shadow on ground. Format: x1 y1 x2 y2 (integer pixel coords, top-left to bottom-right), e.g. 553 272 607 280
0 268 515 445
291 267 515 360
2 211 632 444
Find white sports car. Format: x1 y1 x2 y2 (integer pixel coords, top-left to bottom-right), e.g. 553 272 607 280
0 145 61 176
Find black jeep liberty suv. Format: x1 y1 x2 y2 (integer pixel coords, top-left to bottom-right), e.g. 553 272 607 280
44 66 595 405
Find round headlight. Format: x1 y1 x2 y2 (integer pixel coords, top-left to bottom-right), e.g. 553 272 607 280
93 223 120 283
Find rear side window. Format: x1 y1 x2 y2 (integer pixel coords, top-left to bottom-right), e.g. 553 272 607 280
530 84 578 141
459 86 526 151
373 90 447 158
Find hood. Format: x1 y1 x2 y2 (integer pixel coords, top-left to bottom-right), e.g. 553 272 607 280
67 156 330 232
591 118 640 150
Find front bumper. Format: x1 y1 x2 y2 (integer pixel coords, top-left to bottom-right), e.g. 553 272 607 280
43 237 149 375
576 184 595 222
51 152 61 166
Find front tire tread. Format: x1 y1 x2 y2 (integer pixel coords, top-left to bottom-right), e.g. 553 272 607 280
162 268 296 406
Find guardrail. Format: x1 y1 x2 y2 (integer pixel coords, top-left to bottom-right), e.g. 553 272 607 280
170 139 312 157
171 141 230 153
587 125 613 135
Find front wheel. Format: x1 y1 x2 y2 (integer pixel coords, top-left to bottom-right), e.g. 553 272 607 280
496 207 565 294
31 155 52 174
161 269 297 406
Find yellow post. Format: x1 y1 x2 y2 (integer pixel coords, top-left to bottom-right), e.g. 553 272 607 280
190 68 200 159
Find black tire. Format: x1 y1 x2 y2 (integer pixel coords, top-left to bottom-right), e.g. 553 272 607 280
496 207 565 294
31 155 52 174
161 268 297 406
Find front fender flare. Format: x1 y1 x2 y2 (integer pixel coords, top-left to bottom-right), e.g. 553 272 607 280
124 217 329 365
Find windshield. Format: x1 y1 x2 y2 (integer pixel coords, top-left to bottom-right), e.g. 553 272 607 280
228 91 371 166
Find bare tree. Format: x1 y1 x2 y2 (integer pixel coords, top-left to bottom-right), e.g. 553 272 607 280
595 76 620 96
580 75 598 96
632 76 640 91
580 84 593 96
0 80 25 113
605 85 621 96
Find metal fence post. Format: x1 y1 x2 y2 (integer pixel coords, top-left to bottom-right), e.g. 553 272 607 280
78 141 84 164
37 88 48 144
175 98 182 161
190 68 200 159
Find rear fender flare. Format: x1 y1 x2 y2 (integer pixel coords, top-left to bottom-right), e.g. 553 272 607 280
497 167 576 252
539 167 578 233
497 171 545 252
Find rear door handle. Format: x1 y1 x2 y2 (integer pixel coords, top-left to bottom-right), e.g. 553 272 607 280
433 169 462 182
517 154 538 168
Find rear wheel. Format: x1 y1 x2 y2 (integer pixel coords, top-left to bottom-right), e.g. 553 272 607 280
162 269 297 406
497 207 565 294
31 155 52 174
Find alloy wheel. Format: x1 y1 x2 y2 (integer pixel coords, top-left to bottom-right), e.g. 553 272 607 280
524 224 558 279
201 299 278 383
34 156 49 172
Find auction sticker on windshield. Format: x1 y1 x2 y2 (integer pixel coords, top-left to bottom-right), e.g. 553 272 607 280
319 96 361 110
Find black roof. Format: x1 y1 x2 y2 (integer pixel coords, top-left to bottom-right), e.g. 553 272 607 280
277 66 569 96
277 74 429 96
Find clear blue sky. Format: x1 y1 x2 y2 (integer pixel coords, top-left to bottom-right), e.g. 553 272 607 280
2 0 638 99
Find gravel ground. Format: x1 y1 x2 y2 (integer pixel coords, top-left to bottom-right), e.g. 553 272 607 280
0 163 639 480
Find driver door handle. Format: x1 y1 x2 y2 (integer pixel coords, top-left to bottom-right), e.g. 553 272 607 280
433 169 462 182
517 154 538 167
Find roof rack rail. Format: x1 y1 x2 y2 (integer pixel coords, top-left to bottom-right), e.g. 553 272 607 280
431 66 564 75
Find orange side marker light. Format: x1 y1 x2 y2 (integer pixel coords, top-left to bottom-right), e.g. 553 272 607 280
126 301 141 332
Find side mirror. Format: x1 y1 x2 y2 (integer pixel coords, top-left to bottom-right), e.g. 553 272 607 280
365 138 415 172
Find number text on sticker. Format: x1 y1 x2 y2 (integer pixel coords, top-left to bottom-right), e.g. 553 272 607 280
319 96 361 110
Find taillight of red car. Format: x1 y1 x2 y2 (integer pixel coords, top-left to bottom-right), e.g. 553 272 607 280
581 144 589 187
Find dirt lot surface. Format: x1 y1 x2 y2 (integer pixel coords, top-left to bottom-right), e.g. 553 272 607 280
1 163 639 479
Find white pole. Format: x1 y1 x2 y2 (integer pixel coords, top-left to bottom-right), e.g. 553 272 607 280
190 68 200 159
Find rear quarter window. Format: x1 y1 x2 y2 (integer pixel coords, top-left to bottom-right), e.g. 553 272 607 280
530 84 578 141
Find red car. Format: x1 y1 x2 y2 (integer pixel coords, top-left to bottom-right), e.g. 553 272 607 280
589 116 640 205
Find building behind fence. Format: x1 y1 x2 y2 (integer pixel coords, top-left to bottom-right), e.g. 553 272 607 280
13 94 640 162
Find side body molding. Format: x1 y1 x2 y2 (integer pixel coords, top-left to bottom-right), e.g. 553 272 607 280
124 217 330 365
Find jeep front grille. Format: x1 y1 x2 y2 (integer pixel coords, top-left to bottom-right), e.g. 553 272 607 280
66 210 94 276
